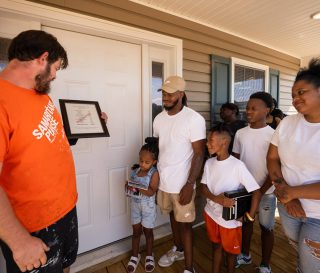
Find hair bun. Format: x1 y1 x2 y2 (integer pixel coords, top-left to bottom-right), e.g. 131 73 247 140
145 137 158 145
308 58 320 75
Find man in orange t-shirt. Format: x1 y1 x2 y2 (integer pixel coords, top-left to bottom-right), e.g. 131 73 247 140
0 30 78 273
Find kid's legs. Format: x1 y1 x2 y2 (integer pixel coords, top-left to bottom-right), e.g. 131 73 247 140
132 223 143 257
204 212 241 273
127 223 143 273
212 243 236 273
143 227 154 256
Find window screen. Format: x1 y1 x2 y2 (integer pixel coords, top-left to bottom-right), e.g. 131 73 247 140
234 64 265 116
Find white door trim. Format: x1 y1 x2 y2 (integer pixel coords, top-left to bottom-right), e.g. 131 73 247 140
0 0 183 140
0 0 182 64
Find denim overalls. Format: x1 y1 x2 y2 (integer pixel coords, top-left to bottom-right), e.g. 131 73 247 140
130 166 157 228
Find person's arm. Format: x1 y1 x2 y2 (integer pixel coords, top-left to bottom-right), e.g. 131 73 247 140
267 144 306 217
179 139 206 205
247 189 262 219
274 182 320 203
231 131 240 159
0 163 49 272
139 171 159 197
200 184 235 207
267 144 284 182
259 176 273 195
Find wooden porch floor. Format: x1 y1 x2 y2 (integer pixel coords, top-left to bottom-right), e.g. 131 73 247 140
77 218 297 273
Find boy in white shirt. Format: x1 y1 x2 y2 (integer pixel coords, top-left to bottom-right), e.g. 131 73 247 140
201 125 261 273
233 92 276 273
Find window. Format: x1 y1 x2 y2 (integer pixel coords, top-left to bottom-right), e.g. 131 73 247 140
151 61 163 122
211 55 278 124
0 38 11 71
231 58 269 119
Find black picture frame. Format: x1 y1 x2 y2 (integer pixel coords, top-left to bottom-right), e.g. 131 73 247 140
59 99 110 139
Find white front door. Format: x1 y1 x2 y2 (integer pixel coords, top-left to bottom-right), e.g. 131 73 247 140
44 27 142 253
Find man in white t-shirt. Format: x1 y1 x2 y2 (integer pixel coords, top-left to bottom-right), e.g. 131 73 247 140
153 76 206 273
233 92 276 273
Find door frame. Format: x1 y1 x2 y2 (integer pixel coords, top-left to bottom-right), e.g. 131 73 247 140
0 0 183 140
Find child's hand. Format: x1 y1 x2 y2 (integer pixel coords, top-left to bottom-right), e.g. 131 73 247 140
216 193 235 207
125 182 136 192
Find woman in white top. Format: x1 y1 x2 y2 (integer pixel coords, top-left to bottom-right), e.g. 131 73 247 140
267 58 320 273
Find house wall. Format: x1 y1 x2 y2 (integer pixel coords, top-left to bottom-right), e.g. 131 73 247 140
25 0 300 227
29 0 300 122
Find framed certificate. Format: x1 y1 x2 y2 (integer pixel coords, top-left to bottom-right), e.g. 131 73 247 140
59 99 110 139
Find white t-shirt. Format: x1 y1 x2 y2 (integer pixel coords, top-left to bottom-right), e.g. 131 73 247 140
201 156 260 228
271 114 320 219
153 106 206 193
233 125 275 194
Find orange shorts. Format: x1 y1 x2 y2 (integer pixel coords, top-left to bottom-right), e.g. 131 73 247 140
204 211 242 255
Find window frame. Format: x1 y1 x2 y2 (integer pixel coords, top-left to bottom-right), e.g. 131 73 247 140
230 57 270 103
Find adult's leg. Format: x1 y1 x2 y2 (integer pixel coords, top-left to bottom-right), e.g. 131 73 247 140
212 243 223 273
259 194 276 266
180 222 193 272
277 203 301 251
298 217 320 273
170 212 183 251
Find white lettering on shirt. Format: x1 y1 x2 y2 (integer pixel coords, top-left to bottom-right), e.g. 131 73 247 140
32 100 59 143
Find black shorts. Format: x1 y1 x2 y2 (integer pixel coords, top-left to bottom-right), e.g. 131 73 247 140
1 207 78 273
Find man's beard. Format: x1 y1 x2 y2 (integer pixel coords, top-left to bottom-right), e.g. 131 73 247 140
163 97 180 111
35 63 51 94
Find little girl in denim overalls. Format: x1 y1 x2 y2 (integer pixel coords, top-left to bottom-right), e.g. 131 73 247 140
125 137 159 273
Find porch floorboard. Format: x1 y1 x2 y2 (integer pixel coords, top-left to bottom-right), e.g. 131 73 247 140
77 218 297 273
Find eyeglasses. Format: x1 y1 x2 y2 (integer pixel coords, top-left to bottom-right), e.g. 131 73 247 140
292 89 311 99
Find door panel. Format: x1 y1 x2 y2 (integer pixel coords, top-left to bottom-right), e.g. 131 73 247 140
44 27 142 253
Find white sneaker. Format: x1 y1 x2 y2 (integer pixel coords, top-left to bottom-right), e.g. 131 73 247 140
158 245 184 267
258 265 272 273
235 253 252 268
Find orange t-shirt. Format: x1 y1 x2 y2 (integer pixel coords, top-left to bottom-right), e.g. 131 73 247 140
0 79 78 232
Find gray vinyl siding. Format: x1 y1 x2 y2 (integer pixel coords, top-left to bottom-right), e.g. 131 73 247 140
29 0 299 125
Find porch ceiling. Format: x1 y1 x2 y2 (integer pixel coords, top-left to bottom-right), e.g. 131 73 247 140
130 0 320 59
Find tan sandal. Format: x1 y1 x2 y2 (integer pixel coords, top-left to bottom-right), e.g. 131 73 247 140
126 254 141 273
145 255 155 273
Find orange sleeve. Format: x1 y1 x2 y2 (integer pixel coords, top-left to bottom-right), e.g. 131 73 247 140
0 104 10 162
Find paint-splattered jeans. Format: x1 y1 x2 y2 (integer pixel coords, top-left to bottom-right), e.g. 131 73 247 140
0 206 78 273
258 193 277 230
278 203 320 273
